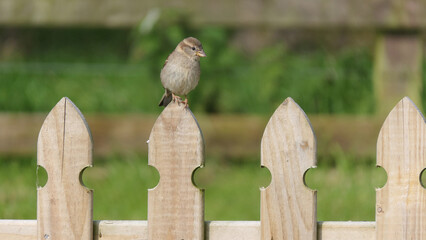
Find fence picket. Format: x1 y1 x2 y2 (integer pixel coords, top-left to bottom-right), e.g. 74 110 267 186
376 97 426 239
260 97 317 240
2 96 426 239
37 97 93 240
147 102 205 240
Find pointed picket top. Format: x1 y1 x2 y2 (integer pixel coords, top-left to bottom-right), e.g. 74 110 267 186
376 97 426 239
37 97 93 240
148 102 205 240
261 97 317 240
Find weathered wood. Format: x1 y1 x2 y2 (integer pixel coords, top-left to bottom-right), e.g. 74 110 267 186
0 220 36 240
1 0 426 28
261 97 317 239
318 221 375 240
147 102 205 240
0 220 376 240
0 113 381 158
205 221 260 240
373 34 423 116
37 97 93 240
376 97 426 239
94 220 147 240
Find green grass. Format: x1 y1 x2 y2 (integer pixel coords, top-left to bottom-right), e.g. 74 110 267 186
2 154 422 221
3 27 426 114
0 62 163 113
0 156 37 219
306 152 386 221
0 27 376 114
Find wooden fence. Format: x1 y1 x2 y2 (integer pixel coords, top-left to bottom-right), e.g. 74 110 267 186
0 96 424 239
2 0 426 28
0 112 385 159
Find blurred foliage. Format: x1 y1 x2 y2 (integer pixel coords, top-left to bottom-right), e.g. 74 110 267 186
0 28 130 62
130 17 375 114
0 21 378 114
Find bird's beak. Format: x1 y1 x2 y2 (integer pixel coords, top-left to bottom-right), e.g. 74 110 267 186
196 50 207 57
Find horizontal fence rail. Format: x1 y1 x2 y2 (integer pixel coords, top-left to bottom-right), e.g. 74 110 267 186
0 113 384 158
1 0 426 28
0 96 425 239
0 220 377 240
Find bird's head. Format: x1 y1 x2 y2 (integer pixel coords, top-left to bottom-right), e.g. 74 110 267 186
178 37 207 59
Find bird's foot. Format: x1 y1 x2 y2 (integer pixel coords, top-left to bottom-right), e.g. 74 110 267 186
172 93 182 105
182 98 189 108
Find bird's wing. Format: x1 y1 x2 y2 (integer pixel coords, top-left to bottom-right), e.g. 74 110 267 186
162 54 171 69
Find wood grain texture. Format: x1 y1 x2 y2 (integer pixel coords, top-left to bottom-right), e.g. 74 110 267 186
37 97 93 240
205 221 260 240
148 102 204 240
0 220 36 240
318 222 375 240
0 220 376 240
261 97 317 240
376 97 426 239
94 220 147 240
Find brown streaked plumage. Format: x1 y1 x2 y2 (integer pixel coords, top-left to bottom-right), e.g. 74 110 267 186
158 37 207 107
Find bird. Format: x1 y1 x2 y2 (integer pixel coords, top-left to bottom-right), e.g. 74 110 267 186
158 37 207 107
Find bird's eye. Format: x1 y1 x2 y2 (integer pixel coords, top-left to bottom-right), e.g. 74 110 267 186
191 47 196 51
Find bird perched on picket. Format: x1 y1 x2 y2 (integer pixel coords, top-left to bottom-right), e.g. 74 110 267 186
158 37 207 107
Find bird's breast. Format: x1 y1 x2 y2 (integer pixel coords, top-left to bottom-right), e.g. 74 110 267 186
160 60 200 96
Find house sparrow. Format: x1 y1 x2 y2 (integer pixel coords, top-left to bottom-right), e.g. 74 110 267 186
158 37 207 107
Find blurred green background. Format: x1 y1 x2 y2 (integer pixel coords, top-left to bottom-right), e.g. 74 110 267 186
0 12 425 222
0 26 379 114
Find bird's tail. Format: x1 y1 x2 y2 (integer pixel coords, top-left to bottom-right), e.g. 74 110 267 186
158 90 173 107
